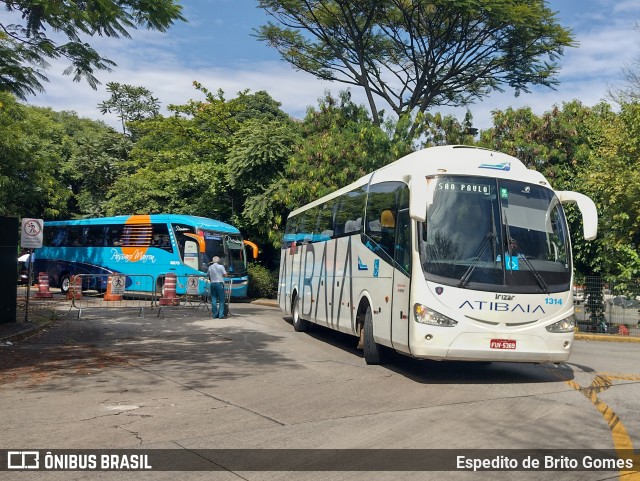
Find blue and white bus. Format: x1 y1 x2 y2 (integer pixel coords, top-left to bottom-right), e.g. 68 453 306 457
33 214 249 297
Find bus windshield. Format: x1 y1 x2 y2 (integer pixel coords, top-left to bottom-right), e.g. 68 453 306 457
419 176 571 293
202 231 246 276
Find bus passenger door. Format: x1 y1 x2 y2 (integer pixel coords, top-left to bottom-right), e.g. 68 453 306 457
391 207 411 352
183 240 199 270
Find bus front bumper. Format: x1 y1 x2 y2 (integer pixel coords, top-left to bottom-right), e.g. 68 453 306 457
409 331 574 363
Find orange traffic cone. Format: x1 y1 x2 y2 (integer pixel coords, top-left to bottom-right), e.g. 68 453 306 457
35 272 54 299
67 275 82 300
159 273 180 306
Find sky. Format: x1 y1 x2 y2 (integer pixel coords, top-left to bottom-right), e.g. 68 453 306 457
21 0 640 132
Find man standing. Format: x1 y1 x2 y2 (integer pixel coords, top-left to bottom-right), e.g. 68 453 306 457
207 256 227 318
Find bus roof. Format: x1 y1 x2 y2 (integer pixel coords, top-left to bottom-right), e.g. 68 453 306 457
289 145 550 217
43 214 240 234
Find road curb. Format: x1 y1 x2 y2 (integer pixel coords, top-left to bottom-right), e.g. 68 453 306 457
250 299 279 308
574 332 640 343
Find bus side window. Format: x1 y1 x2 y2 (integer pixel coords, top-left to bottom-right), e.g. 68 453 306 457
283 217 297 249
85 225 106 247
365 181 407 265
334 187 365 238
105 225 124 247
317 199 336 240
47 227 67 247
152 223 172 252
67 226 83 247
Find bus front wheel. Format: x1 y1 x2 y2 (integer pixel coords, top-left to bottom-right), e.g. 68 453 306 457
59 274 71 294
292 295 310 332
363 305 383 365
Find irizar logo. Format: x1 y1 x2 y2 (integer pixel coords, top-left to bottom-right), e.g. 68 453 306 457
459 300 545 313
357 256 368 270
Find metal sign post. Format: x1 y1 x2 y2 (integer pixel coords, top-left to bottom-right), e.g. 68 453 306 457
25 248 33 322
21 218 43 322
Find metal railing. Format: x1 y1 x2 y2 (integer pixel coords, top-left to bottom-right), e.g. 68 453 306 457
61 273 231 319
155 274 211 317
69 274 156 319
574 277 640 336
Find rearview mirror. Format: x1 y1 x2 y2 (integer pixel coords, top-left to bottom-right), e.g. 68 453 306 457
556 191 598 240
409 176 427 222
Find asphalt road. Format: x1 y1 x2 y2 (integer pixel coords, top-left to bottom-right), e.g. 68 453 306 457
1 301 639 481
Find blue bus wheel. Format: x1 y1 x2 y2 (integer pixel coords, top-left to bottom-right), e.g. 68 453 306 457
59 274 71 294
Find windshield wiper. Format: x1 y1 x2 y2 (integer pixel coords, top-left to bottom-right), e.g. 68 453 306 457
458 202 499 289
503 212 549 294
457 232 496 288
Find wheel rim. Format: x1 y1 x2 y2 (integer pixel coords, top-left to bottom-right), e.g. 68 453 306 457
293 297 299 326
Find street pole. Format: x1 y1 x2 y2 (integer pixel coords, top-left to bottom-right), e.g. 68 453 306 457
25 248 32 322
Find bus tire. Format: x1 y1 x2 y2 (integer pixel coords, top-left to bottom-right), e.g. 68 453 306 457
59 274 71 294
292 294 310 332
363 305 383 365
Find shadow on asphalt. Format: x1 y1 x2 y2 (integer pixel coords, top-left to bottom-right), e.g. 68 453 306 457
0 305 304 391
1 301 575 391
283 317 576 385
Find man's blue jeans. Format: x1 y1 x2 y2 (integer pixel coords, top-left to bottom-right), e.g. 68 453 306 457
210 282 225 318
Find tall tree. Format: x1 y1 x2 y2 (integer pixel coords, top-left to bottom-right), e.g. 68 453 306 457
104 85 293 223
0 94 130 219
609 22 640 102
98 82 160 134
257 0 574 137
244 90 411 247
0 0 185 99
53 111 131 217
0 92 69 218
478 101 640 279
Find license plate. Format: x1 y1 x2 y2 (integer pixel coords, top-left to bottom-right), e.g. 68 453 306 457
490 339 516 350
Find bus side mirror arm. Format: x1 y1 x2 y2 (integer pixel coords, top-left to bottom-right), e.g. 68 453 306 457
243 240 259 260
556 191 598 240
409 177 427 222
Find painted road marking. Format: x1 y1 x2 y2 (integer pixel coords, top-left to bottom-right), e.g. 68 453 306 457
551 370 640 479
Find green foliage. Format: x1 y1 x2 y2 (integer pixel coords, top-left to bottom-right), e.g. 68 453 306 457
105 85 295 227
0 1 185 99
257 0 574 138
4 72 640 280
478 100 640 279
246 90 409 247
226 118 301 247
416 110 478 147
576 101 640 280
0 93 131 219
98 82 160 134
0 93 67 218
227 120 300 196
247 262 278 299
0 94 129 219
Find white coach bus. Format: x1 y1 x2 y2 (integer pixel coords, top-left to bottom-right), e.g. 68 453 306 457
277 145 598 364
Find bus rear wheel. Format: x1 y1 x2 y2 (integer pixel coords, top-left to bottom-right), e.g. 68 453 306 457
363 305 383 365
292 294 310 332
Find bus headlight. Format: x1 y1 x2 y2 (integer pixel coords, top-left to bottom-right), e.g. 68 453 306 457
546 315 576 333
414 304 458 327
